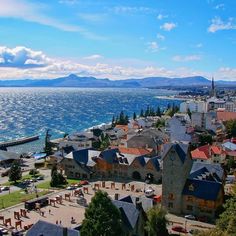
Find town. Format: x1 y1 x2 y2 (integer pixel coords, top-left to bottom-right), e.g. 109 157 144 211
0 79 236 236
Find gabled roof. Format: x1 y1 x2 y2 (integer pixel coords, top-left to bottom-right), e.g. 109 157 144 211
0 150 20 162
118 195 153 213
100 148 119 164
162 143 189 164
62 146 75 155
217 111 236 122
211 145 222 155
222 141 236 151
147 156 161 171
182 178 222 201
112 200 139 230
190 162 224 182
26 220 80 236
117 147 152 156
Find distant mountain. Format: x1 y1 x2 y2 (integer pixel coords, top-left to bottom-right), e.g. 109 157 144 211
0 74 235 87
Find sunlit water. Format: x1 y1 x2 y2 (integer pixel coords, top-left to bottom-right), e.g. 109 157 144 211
0 87 181 152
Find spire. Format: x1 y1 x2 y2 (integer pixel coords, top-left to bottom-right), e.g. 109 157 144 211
211 76 216 97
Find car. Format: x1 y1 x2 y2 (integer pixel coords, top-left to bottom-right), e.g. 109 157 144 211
172 226 188 233
66 186 76 190
144 187 155 197
36 176 44 181
0 186 10 191
184 214 196 220
80 180 89 185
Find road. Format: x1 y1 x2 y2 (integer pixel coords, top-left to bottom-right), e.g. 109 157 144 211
167 213 215 235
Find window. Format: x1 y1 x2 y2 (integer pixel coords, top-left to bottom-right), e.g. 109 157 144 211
188 184 194 191
168 202 173 208
168 193 174 200
187 205 193 211
187 196 193 202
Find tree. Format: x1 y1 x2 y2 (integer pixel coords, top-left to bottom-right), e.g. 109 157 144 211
133 112 137 120
51 164 57 177
111 115 116 127
140 109 144 117
156 106 162 117
9 160 22 183
50 171 59 187
199 133 213 145
145 205 169 236
44 129 53 155
224 119 236 138
81 190 123 236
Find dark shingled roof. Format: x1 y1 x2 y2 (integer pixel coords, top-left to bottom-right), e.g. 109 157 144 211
182 179 222 201
112 200 139 230
162 143 189 163
63 146 75 155
100 148 119 164
26 220 80 236
190 162 224 182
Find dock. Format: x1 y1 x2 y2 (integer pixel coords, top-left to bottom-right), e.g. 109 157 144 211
0 135 39 148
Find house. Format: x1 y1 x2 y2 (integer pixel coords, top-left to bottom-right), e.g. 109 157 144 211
0 150 20 168
60 149 100 179
165 116 192 143
61 148 162 182
191 144 226 164
162 143 225 220
26 220 80 236
112 197 147 236
182 162 224 219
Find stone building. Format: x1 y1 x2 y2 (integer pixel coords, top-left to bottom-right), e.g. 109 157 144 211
162 143 193 214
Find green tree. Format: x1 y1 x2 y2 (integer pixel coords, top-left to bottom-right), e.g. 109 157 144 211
187 108 192 119
224 119 236 138
9 160 22 183
199 133 213 145
156 106 162 117
50 171 59 187
111 115 116 127
133 112 137 120
140 109 144 117
81 190 123 236
51 164 57 177
44 129 53 155
145 205 169 236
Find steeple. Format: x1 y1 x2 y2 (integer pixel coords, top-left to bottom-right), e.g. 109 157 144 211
211 76 216 97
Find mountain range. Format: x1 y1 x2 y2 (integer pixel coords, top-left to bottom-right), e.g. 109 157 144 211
0 74 235 87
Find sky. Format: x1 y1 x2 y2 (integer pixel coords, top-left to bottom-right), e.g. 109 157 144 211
0 0 236 80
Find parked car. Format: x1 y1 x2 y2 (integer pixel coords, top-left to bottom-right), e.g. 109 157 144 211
1 169 9 177
144 187 155 197
80 180 89 185
0 186 10 191
184 214 196 220
36 176 44 181
172 226 188 233
66 186 76 190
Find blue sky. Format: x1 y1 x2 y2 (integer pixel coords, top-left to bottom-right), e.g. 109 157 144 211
0 0 235 80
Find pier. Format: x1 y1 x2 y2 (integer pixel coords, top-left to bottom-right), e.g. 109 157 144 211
0 135 39 148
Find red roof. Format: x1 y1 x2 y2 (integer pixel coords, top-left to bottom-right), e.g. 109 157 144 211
217 111 236 122
191 144 223 160
117 147 152 155
226 151 236 157
211 145 221 155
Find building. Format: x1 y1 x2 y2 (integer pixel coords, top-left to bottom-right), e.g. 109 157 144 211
60 148 162 182
191 144 226 164
162 143 224 220
180 100 208 113
26 220 80 236
162 143 193 214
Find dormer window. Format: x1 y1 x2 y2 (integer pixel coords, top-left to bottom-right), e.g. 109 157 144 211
189 184 194 191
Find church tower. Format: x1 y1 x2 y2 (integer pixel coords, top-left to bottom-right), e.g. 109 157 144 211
211 77 216 97
162 143 193 214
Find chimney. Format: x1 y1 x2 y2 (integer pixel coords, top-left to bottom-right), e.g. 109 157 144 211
63 227 68 236
135 197 142 210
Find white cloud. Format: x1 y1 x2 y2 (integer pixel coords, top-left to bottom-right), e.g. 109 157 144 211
157 14 168 20
147 42 159 52
111 6 156 15
59 0 79 5
208 17 236 33
172 55 201 62
83 54 104 60
156 33 165 41
160 22 177 31
215 3 225 10
0 46 234 81
78 13 107 23
0 46 51 68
